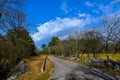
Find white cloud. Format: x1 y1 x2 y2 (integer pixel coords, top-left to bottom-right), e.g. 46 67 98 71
98 4 112 14
78 13 91 18
60 1 68 14
85 1 94 7
78 13 86 17
31 16 91 42
59 34 69 40
59 30 83 40
98 1 120 14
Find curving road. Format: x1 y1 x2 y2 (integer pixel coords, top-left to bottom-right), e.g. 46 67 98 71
48 56 120 80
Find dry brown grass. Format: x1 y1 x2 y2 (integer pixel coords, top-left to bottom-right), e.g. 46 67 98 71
79 53 120 61
16 55 53 80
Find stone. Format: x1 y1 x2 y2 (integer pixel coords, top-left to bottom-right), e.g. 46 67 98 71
7 61 27 80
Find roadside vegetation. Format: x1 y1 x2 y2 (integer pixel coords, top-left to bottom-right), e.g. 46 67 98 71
17 55 54 80
79 53 120 61
0 0 36 79
0 1 53 80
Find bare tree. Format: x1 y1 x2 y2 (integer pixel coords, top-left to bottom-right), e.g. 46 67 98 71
81 30 103 59
102 14 120 60
0 0 25 32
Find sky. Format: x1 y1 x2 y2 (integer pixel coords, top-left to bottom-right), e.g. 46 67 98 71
24 0 120 49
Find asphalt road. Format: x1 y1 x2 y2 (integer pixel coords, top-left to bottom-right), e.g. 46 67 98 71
48 56 120 80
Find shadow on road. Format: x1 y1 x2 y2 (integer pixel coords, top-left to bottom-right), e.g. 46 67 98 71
73 65 120 80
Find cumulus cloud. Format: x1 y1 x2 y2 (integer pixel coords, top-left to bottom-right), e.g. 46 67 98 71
31 17 91 42
59 30 83 40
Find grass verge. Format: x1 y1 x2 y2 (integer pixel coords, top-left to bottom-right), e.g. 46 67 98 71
16 55 54 80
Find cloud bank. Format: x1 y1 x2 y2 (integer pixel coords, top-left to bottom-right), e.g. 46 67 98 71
30 0 120 49
31 16 91 42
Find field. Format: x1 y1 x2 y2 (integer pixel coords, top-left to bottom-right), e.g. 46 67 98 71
16 55 53 80
79 53 120 61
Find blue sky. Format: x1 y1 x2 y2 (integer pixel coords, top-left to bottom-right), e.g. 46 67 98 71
24 0 120 49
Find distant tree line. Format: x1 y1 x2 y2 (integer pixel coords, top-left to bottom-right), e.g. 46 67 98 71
42 13 120 61
0 0 36 79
